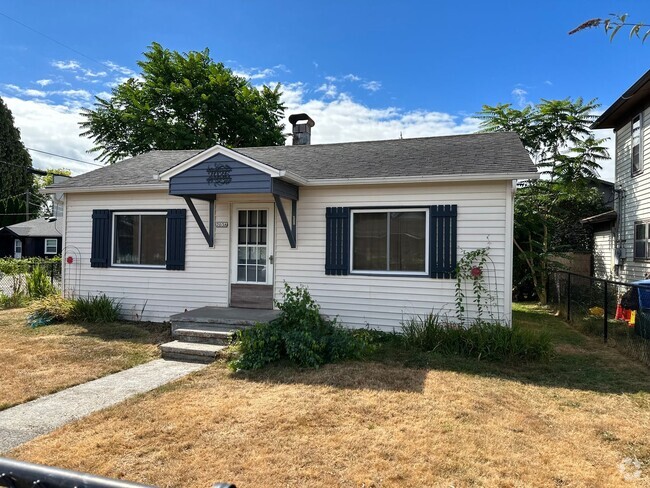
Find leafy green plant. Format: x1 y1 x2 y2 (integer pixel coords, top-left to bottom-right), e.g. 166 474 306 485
455 247 496 324
0 291 29 309
402 312 551 361
26 265 56 299
70 294 121 323
230 284 370 370
26 294 74 327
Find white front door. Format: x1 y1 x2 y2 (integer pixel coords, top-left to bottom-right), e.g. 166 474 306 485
231 204 274 285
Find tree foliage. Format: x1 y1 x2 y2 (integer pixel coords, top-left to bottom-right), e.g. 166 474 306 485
570 13 650 42
0 97 35 227
81 42 287 164
478 99 610 303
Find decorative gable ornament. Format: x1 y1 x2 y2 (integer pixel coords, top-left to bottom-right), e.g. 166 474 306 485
206 164 232 186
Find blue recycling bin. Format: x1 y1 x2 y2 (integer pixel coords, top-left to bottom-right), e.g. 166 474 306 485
632 280 650 339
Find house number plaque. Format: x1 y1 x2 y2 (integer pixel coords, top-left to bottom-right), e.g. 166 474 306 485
215 221 228 228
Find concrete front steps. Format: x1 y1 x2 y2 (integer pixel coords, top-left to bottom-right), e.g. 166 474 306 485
160 306 280 363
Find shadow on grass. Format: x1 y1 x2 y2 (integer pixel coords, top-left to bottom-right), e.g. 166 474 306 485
233 304 650 396
29 320 172 345
76 321 171 344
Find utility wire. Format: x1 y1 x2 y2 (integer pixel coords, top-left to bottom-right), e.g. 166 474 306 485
25 147 103 167
0 11 106 69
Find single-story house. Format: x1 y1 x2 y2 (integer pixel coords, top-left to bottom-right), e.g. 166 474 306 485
0 217 62 259
46 116 537 330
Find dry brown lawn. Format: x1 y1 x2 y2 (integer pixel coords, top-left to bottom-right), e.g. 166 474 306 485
0 308 170 409
9 304 650 487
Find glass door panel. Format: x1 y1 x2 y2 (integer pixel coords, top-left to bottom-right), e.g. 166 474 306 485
236 209 268 283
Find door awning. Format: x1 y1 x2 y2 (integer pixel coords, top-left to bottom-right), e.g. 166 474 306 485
160 147 299 249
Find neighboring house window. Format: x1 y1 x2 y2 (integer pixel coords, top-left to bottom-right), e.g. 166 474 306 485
350 209 428 274
635 222 649 260
632 114 643 175
113 213 166 266
14 239 22 258
44 238 58 255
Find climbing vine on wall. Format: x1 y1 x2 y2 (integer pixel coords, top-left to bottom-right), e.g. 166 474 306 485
455 247 496 324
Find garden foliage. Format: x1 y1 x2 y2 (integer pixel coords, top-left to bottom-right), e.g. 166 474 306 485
230 284 374 370
401 311 551 361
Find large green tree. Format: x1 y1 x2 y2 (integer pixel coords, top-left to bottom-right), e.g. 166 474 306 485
81 42 287 164
478 99 610 303
0 98 36 227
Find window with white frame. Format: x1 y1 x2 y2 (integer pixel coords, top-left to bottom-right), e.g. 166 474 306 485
635 222 650 260
351 208 428 274
44 238 57 255
113 213 166 266
632 114 643 175
14 239 22 257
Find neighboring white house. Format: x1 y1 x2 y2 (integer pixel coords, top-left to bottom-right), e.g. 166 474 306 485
591 69 650 282
47 116 536 330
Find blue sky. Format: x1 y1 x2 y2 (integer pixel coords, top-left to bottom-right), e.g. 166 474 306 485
1 0 648 179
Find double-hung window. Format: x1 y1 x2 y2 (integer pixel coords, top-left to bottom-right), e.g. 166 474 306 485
635 222 650 260
632 114 643 175
351 208 428 274
113 213 167 266
44 238 58 255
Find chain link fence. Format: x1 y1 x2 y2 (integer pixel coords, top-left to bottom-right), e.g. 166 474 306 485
0 259 61 298
548 271 650 365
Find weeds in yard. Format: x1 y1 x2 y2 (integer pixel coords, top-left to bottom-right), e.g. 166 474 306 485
401 311 552 361
26 266 56 299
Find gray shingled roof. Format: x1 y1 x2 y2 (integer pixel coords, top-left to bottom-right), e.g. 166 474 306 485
1 218 61 237
48 132 535 190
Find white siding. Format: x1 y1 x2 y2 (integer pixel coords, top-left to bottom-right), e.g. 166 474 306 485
62 180 512 330
63 191 233 322
593 230 614 279
613 106 650 282
274 181 511 330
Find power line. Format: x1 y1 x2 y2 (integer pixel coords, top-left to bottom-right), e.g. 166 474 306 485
25 147 103 167
0 11 105 69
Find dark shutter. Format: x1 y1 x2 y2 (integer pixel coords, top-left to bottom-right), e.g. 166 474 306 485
90 209 111 268
429 205 457 279
325 207 350 275
166 209 186 270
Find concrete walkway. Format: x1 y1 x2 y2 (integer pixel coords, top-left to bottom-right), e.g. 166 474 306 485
0 359 205 453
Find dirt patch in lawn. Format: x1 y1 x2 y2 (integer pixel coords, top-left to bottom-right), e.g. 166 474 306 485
9 304 650 487
0 308 170 410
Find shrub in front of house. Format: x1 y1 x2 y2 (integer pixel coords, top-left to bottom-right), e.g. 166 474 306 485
26 294 122 327
401 312 552 361
229 284 372 370
70 294 122 323
27 295 74 327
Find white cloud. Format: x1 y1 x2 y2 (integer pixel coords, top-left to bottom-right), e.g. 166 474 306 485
103 61 136 77
36 79 53 87
316 82 338 98
512 87 529 108
343 74 361 82
593 128 615 182
52 60 81 71
3 96 96 175
51 89 92 101
324 75 337 82
2 84 47 98
280 85 481 144
361 80 381 92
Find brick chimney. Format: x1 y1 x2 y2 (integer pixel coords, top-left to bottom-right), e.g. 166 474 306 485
289 113 315 145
